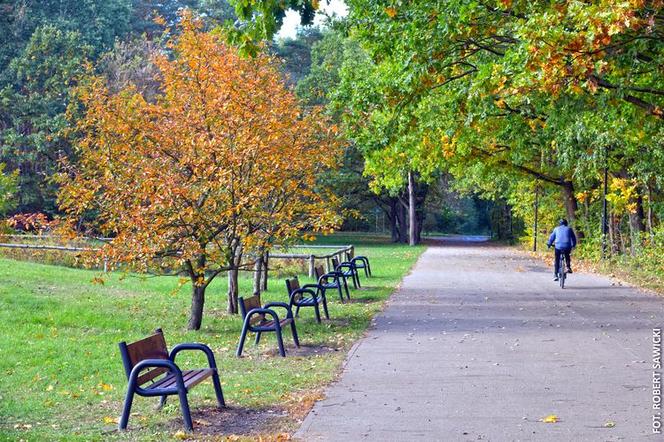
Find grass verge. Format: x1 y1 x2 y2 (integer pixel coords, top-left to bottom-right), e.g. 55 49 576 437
0 234 424 441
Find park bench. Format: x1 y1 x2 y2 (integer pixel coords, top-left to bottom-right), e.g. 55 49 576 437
332 256 360 289
315 264 350 302
118 328 225 431
236 293 300 357
346 248 372 277
285 276 330 323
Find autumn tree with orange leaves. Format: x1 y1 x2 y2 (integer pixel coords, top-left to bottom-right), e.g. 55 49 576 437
58 14 341 330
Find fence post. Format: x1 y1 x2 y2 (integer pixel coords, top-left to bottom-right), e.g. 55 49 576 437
103 258 108 273
308 255 315 278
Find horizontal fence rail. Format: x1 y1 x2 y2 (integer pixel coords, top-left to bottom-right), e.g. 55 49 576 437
0 235 355 279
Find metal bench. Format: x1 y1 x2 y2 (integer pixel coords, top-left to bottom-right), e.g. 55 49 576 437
314 264 350 302
286 276 330 323
118 329 225 431
236 293 300 357
332 256 360 289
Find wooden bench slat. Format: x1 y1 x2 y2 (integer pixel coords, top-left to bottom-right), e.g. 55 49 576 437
147 369 214 391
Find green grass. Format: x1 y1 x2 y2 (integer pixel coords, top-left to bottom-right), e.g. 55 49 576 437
0 234 424 441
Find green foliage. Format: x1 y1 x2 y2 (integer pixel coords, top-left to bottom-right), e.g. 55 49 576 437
0 26 92 213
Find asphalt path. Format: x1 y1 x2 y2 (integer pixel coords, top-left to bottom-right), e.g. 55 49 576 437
295 238 664 441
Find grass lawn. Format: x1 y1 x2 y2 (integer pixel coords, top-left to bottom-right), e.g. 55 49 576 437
0 234 424 441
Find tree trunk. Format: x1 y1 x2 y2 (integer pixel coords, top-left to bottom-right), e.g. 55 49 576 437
252 254 264 295
646 182 654 236
561 181 578 225
188 284 205 330
396 199 408 243
261 253 269 291
627 193 646 255
227 267 239 314
187 254 207 330
389 198 399 243
408 171 417 246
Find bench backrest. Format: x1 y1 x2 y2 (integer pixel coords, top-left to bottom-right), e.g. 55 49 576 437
239 294 264 325
285 277 303 301
119 329 169 385
314 265 325 280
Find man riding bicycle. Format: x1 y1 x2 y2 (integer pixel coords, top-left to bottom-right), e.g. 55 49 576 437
546 219 577 281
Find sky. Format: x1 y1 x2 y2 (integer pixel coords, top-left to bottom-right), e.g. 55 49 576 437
275 0 348 40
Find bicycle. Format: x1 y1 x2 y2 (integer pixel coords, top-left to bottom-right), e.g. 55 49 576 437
557 251 566 289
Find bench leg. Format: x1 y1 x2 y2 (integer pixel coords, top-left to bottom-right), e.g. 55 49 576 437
211 370 225 408
355 270 361 288
336 284 344 302
367 260 372 276
322 296 330 319
314 303 321 323
236 321 250 357
157 395 168 410
177 388 193 431
275 326 286 357
119 388 135 430
343 278 351 300
255 331 262 346
295 305 301 317
349 273 358 289
290 320 300 347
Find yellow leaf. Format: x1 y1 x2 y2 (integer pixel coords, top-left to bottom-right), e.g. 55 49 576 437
541 414 559 423
604 420 616 428
102 416 118 424
46 385 54 392
385 7 397 18
100 383 113 391
174 430 189 440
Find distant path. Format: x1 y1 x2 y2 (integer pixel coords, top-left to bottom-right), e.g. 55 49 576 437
295 237 664 441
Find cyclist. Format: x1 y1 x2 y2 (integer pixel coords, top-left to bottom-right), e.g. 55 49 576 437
546 219 577 281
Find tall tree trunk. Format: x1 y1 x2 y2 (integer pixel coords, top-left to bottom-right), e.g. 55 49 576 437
389 199 399 242
396 199 408 243
188 284 205 330
646 182 654 236
408 171 417 246
561 180 578 225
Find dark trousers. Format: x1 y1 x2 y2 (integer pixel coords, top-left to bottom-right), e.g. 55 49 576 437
554 247 572 275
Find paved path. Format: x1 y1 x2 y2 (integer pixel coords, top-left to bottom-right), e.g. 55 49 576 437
296 239 664 441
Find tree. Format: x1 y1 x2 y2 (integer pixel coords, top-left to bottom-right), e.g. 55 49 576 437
58 14 341 329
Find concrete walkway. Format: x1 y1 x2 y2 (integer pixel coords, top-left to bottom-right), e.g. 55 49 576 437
295 239 664 441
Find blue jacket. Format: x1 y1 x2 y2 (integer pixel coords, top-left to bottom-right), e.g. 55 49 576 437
547 225 577 250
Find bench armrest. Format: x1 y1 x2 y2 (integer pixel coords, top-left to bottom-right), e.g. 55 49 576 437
246 307 280 324
263 302 294 318
289 287 316 304
169 343 218 370
301 283 321 290
318 272 339 285
336 262 355 271
129 359 184 394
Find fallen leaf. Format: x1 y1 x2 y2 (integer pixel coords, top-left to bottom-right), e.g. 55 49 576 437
541 414 559 423
102 416 118 424
604 420 616 428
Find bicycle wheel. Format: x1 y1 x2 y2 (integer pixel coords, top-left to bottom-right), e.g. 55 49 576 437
559 255 566 289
